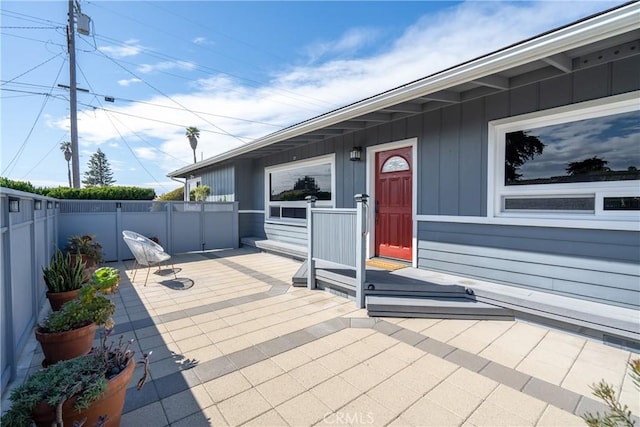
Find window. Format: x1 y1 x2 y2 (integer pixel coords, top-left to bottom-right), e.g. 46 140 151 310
489 93 639 223
381 156 410 173
265 154 335 221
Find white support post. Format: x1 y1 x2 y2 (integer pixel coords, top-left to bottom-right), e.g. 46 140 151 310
306 196 317 290
354 194 369 309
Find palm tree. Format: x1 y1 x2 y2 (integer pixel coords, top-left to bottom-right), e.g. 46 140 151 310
60 141 72 187
185 127 200 163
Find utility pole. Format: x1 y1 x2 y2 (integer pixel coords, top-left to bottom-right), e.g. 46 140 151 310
68 0 80 188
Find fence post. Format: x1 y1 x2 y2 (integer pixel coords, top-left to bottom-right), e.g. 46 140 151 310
354 194 369 309
306 196 317 290
115 202 122 261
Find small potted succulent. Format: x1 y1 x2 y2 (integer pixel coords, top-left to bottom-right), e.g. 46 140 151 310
91 266 120 294
65 234 104 280
1 332 151 427
35 285 115 366
42 248 86 311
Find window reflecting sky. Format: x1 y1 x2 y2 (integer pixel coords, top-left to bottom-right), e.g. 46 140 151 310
513 110 639 181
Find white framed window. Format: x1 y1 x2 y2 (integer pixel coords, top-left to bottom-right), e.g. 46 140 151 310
488 91 639 227
265 154 335 223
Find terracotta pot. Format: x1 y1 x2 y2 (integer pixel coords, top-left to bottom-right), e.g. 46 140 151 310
46 288 81 312
32 357 135 427
35 322 97 366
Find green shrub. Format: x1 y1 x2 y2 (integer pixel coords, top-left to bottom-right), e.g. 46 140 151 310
584 358 639 426
0 178 155 200
0 177 48 195
46 186 155 200
158 186 184 201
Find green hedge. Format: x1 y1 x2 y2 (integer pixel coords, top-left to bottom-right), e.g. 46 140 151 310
0 177 47 195
44 186 155 200
157 187 184 201
1 178 155 200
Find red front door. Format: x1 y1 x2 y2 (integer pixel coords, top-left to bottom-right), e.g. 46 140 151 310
375 147 412 261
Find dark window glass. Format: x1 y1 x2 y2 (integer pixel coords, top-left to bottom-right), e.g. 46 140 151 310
282 207 307 219
270 206 281 218
505 111 640 186
270 163 332 201
603 197 640 211
504 197 594 211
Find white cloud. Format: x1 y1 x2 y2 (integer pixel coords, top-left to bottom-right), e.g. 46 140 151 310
99 39 144 58
193 36 214 46
53 1 620 180
137 61 196 74
118 78 142 87
134 147 158 161
305 27 381 63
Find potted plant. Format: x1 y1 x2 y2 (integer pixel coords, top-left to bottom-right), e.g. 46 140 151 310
43 249 86 311
0 333 151 427
91 266 120 294
35 285 115 366
65 234 104 280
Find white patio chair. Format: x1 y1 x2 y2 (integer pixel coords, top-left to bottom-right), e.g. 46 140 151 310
122 230 177 286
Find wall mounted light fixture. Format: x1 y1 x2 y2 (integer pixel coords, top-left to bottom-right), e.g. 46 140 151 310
349 146 362 161
9 198 20 212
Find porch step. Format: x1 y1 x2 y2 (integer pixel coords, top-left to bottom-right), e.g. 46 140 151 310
241 237 306 261
366 295 514 320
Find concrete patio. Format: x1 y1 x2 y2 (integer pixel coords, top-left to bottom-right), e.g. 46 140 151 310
4 247 639 426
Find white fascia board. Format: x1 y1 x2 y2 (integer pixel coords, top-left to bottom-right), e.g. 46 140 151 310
168 3 639 178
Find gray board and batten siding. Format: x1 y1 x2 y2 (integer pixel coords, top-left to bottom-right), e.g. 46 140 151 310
200 54 640 308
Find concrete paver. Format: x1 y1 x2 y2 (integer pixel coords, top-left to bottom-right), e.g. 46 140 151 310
3 247 638 427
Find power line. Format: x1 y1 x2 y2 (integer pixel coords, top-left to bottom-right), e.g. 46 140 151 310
84 35 332 115
101 109 190 166
77 102 251 141
94 48 249 144
20 133 68 179
75 61 178 191
3 7 337 115
1 53 64 86
0 26 63 29
2 58 67 176
101 109 172 193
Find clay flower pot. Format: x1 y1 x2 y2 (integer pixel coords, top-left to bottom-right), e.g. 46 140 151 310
35 322 97 366
46 288 81 312
31 357 135 427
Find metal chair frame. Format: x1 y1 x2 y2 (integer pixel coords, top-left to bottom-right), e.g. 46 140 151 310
122 230 177 286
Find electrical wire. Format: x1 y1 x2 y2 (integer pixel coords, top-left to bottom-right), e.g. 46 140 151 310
101 110 190 165
2 57 68 176
75 61 174 191
77 102 252 141
1 52 64 86
94 48 248 144
101 109 172 193
20 133 69 179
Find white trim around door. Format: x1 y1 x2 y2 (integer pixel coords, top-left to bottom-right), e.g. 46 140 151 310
366 138 418 268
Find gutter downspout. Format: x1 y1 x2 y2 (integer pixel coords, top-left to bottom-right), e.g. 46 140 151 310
169 176 188 201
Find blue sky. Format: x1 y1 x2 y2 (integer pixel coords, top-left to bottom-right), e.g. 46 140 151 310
1 0 626 196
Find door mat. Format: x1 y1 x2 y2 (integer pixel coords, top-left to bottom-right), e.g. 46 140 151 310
366 259 408 271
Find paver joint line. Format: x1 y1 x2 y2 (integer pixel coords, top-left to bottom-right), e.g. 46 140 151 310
31 249 627 427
